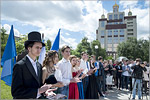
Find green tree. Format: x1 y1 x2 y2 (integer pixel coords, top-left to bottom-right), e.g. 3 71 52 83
46 39 51 51
1 27 7 44
117 37 149 62
91 40 106 60
1 28 9 57
76 37 92 57
15 34 28 55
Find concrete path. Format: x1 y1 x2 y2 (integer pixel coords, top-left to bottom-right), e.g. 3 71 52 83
99 87 149 100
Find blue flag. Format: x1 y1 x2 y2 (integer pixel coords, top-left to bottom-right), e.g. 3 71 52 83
1 25 17 86
38 40 46 65
51 29 61 52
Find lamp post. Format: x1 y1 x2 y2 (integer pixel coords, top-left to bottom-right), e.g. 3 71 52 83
95 45 98 60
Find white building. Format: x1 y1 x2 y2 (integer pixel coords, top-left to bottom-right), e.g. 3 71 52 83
96 3 137 59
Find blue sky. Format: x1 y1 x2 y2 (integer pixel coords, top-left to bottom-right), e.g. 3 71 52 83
1 0 149 49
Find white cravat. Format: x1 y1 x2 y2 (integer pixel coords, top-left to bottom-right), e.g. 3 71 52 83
26 55 38 76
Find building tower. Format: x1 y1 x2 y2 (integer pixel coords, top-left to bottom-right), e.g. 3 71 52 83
96 2 137 59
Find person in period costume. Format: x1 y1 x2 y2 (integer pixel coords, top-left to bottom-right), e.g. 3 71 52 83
11 31 54 99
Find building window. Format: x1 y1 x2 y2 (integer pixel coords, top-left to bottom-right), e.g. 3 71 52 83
127 18 133 21
128 33 134 35
119 14 123 19
128 25 133 27
114 29 118 35
114 14 118 20
108 37 112 44
119 22 123 24
120 37 124 42
101 38 104 44
108 30 112 36
101 30 104 36
114 37 118 43
109 15 112 20
101 21 105 27
113 7 118 12
127 22 133 24
107 22 113 25
114 22 118 24
127 29 133 31
120 29 124 35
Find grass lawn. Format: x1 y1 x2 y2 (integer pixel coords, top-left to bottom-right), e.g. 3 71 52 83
0 68 13 99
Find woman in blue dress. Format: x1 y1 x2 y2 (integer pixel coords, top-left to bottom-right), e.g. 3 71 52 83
76 58 84 99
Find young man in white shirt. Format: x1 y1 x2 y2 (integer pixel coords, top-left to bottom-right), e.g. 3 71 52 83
80 52 93 98
57 45 80 98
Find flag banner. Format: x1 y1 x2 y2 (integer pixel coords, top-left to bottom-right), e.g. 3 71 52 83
38 40 46 65
1 25 17 86
51 29 61 52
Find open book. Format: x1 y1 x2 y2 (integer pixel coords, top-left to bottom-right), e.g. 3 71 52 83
47 94 67 99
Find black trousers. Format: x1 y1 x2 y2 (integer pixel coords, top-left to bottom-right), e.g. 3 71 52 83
96 76 103 96
116 75 122 89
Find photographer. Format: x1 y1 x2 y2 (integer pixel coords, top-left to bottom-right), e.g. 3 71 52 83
131 58 147 100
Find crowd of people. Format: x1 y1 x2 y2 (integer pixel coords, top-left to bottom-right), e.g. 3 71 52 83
11 31 150 99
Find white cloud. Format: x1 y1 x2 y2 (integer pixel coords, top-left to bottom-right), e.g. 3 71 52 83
145 0 149 7
65 32 70 36
1 1 149 49
3 24 21 37
60 35 78 49
119 1 138 9
1 1 105 49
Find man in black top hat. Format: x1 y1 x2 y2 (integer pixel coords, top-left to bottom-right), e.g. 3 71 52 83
11 31 53 99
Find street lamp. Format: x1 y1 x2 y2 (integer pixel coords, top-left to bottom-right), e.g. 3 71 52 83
95 45 98 49
95 45 98 60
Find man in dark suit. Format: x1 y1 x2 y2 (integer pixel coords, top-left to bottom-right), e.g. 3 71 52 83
11 31 52 99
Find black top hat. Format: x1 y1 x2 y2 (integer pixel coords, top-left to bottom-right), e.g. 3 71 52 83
24 31 45 49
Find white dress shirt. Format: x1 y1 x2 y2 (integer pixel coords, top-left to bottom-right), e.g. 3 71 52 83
80 59 88 75
27 55 38 75
26 55 40 98
57 58 72 86
54 67 63 82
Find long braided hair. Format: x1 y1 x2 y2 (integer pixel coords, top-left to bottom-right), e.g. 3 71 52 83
42 50 58 74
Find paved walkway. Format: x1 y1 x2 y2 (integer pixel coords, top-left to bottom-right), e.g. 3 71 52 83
99 87 149 100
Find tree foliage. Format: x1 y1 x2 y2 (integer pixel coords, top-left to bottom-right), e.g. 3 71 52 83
46 39 51 51
75 37 92 57
117 37 149 62
1 28 9 57
15 34 28 55
91 40 106 60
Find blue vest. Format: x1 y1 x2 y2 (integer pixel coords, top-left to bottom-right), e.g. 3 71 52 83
94 62 98 76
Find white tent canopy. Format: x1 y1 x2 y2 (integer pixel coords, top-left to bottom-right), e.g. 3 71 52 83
116 56 128 62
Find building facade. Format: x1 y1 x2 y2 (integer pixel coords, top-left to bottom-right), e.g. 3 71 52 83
96 3 137 59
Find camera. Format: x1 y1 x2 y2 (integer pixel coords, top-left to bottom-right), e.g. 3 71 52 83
140 62 144 64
